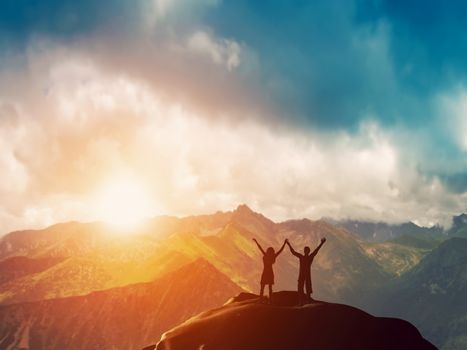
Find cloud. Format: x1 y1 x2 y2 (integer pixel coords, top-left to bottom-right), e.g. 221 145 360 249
0 47 465 234
187 30 241 71
1 0 467 234
150 0 220 20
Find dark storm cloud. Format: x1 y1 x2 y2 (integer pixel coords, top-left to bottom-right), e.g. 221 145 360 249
441 173 467 194
0 0 135 40
357 0 467 89
205 0 467 131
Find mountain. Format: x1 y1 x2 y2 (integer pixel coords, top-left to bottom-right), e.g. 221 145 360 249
0 218 199 304
0 204 397 308
327 219 445 275
360 232 447 276
369 238 467 349
0 256 65 284
447 214 467 238
157 206 392 306
153 291 436 350
275 218 390 306
0 204 457 348
0 259 242 350
328 219 443 242
361 240 430 276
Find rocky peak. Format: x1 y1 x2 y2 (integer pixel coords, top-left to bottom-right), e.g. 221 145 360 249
154 291 436 350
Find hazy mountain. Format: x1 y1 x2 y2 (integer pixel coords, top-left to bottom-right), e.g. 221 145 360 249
447 214 467 238
0 259 242 350
328 219 443 242
275 218 390 306
361 240 430 276
0 256 65 284
369 238 467 349
153 291 435 350
0 204 397 307
156 205 392 306
330 219 445 276
0 204 458 348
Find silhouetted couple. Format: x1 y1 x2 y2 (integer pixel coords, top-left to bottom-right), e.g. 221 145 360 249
253 237 326 305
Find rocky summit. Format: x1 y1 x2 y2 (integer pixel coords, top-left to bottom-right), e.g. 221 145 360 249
152 291 437 350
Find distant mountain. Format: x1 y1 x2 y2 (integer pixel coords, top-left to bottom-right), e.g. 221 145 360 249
447 214 467 238
0 204 396 307
328 219 443 242
0 256 65 284
369 238 467 349
276 218 390 306
0 259 242 350
153 291 435 350
0 224 191 304
360 240 430 276
0 204 457 349
158 206 392 306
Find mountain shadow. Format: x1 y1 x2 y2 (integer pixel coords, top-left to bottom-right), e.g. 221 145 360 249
367 237 467 350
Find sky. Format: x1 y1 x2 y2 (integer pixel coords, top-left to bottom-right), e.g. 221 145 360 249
1 0 467 234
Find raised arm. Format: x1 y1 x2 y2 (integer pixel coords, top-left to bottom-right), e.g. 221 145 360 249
286 239 301 258
275 240 287 258
252 238 266 255
312 238 326 256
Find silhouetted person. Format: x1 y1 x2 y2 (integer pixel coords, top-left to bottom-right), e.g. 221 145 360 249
252 238 287 302
286 238 326 305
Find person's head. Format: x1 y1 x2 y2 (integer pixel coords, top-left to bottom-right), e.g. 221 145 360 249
266 247 275 256
304 246 311 255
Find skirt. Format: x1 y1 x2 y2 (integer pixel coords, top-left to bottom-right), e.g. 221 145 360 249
261 267 274 285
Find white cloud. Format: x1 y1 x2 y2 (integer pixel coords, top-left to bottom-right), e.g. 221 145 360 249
0 49 464 234
0 3 466 235
438 88 467 151
187 30 241 71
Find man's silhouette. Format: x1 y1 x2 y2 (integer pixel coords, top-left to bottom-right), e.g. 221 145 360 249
286 238 326 305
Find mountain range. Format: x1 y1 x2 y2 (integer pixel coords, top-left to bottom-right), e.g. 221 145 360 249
0 259 242 350
0 204 466 349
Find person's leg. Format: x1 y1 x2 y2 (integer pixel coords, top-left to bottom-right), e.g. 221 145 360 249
260 283 265 297
297 278 305 305
305 277 312 302
268 284 273 302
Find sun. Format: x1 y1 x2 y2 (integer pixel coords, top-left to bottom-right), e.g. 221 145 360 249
94 175 155 229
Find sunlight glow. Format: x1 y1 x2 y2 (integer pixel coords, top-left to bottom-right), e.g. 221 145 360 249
94 175 155 230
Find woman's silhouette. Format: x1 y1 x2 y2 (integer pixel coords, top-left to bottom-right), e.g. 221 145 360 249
252 238 287 301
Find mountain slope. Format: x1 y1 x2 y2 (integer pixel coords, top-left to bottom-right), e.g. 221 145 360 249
448 214 467 238
157 207 392 306
154 291 436 350
0 259 243 350
276 219 390 306
329 219 443 242
0 205 395 308
0 256 65 284
361 240 431 276
369 238 467 349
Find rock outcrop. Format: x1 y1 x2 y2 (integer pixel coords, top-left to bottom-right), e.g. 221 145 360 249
153 291 437 350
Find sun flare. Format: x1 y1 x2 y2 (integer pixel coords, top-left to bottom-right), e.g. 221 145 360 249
94 175 155 229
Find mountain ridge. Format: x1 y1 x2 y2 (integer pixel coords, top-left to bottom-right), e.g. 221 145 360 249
0 258 243 350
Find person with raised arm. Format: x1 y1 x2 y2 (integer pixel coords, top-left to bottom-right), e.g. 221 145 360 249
252 238 287 303
286 237 326 305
